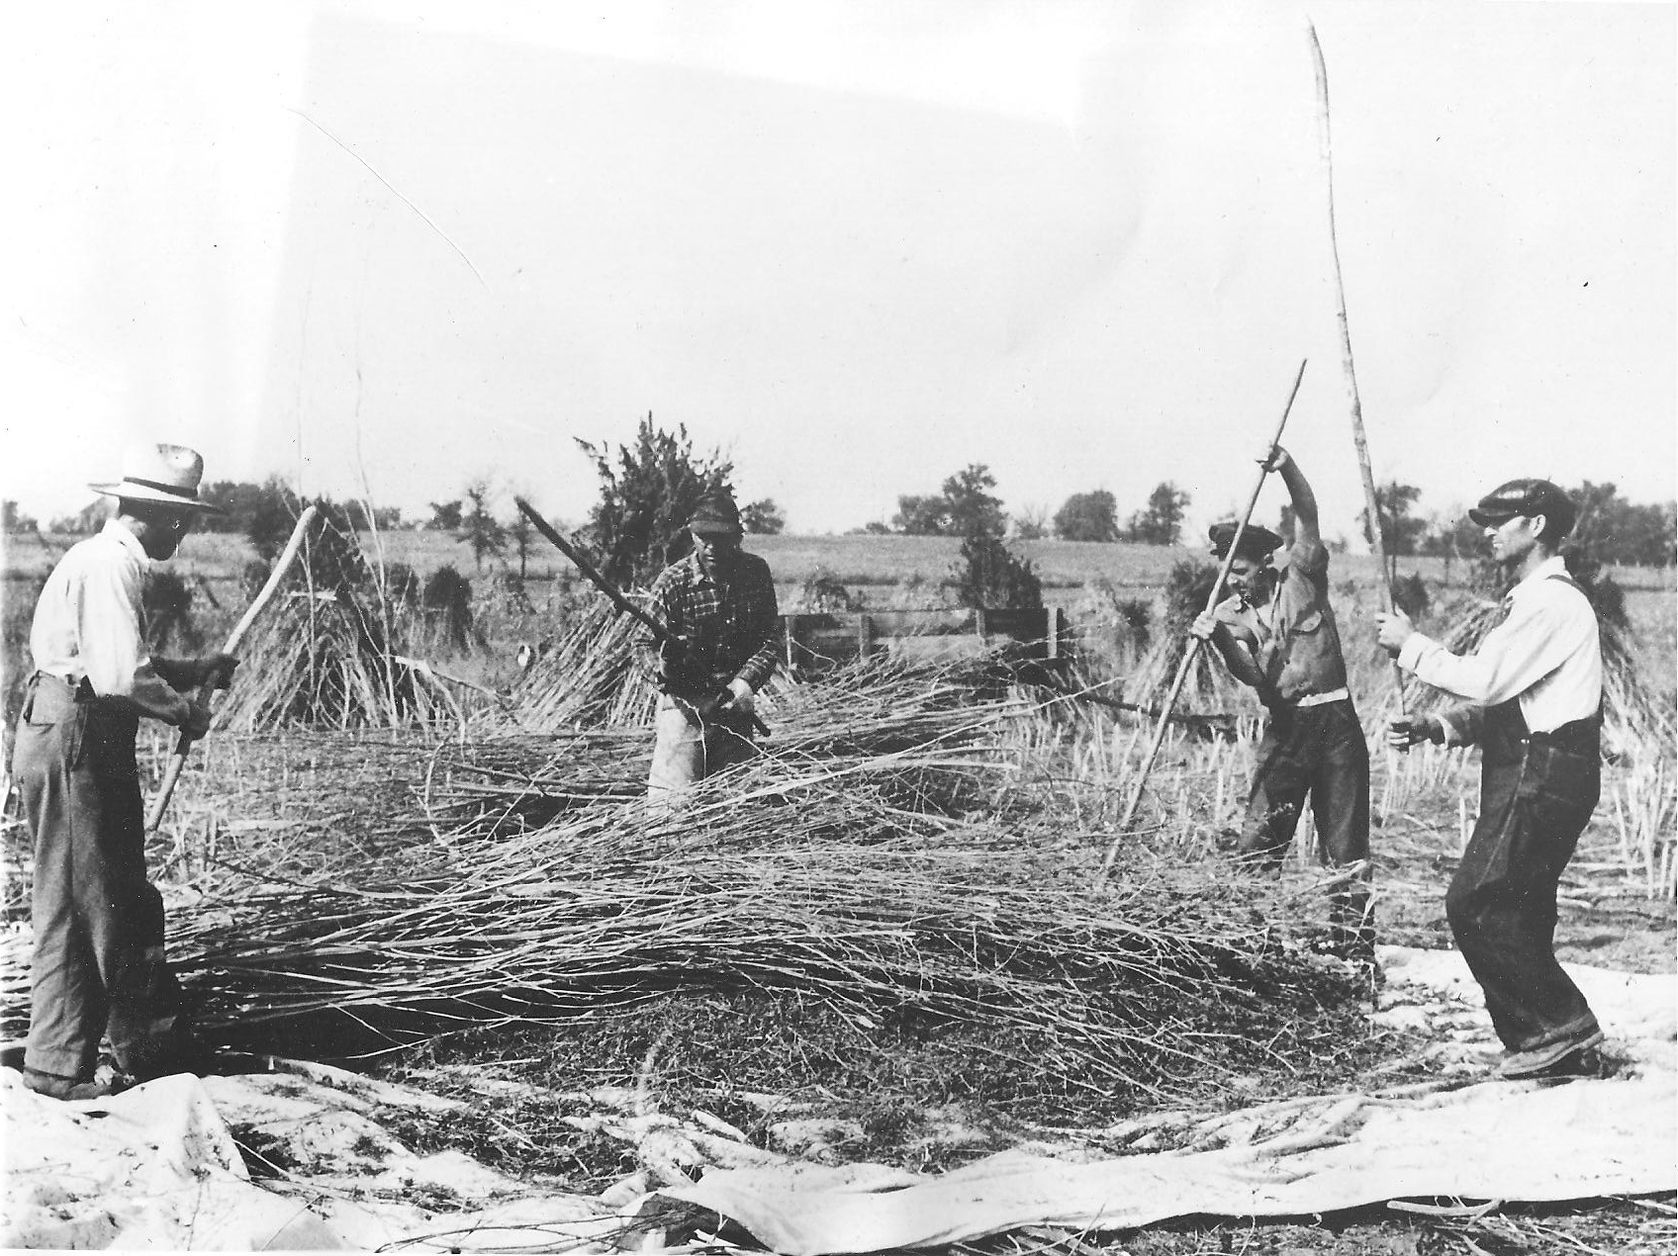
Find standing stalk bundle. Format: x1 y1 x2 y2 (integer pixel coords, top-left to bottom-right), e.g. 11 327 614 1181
213 590 454 731
499 592 658 730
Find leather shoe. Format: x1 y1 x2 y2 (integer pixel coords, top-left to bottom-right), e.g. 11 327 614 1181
1498 1031 1605 1080
23 1067 118 1101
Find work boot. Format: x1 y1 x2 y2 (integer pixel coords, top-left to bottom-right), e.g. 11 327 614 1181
1497 1031 1606 1080
121 1028 217 1083
1526 1046 1605 1080
23 1067 119 1101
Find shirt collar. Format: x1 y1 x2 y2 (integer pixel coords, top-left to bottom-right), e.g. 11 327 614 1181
1513 553 1568 595
101 518 151 570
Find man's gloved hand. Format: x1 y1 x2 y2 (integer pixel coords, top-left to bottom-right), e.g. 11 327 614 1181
1189 610 1218 642
658 638 689 688
691 688 732 720
722 678 755 717
181 699 214 741
194 653 239 690
1388 715 1443 752
1257 443 1290 473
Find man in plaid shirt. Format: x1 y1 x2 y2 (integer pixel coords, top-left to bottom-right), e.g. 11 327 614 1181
641 487 779 800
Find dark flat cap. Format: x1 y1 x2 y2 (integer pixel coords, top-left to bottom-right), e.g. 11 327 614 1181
1468 479 1577 534
689 487 744 536
1209 520 1283 559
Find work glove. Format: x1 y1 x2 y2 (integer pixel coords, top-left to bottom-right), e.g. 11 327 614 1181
657 638 689 688
193 653 240 690
180 699 214 741
1189 611 1218 642
1387 715 1443 752
722 678 755 717
691 688 732 720
1256 443 1290 473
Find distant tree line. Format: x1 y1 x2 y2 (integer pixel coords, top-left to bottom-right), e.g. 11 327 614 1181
1358 478 1677 579
7 459 1669 575
869 478 1192 547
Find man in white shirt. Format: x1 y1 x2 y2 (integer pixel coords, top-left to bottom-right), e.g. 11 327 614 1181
14 444 236 1099
1376 479 1604 1080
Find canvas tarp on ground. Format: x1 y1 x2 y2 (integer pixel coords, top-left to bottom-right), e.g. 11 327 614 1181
2 947 1672 1252
664 947 1678 1254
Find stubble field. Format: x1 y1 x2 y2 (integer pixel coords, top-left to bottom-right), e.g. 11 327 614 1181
1 525 1674 1253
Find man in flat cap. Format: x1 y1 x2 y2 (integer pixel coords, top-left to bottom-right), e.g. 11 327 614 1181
1192 444 1372 961
1377 479 1604 1079
14 444 237 1099
640 486 779 803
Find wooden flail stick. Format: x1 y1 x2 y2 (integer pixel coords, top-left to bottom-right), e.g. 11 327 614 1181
145 505 320 833
514 498 770 737
1096 360 1307 884
1308 21 1407 713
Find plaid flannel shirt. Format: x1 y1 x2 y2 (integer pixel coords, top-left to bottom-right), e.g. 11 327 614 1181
641 549 780 693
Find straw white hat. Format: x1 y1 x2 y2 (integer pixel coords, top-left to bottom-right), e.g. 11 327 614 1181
89 443 221 512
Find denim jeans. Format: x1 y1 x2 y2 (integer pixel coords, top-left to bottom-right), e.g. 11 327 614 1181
1239 699 1371 868
1238 698 1373 955
1447 739 1600 1052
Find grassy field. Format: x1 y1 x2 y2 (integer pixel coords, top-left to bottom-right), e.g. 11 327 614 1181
7 527 1673 707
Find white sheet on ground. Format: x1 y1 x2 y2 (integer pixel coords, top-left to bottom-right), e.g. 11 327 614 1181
3 946 1671 1252
666 946 1678 1255
667 1075 1676 1255
0 1068 637 1251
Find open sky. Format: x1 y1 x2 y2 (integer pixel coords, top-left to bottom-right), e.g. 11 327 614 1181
3 0 1673 544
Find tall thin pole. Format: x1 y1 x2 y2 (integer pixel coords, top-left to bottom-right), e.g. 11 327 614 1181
1096 360 1307 884
146 506 320 833
1308 21 1407 712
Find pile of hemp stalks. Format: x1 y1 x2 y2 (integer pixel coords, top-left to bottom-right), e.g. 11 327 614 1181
147 634 1357 1102
0 594 1362 1107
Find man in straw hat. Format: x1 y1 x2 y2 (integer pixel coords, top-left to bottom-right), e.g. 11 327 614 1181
1190 444 1373 963
12 443 237 1099
640 485 779 803
1377 479 1605 1079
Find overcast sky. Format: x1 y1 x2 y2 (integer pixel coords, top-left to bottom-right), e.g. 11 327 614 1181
2 0 1673 544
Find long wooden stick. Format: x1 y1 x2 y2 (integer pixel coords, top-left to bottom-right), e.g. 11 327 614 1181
1096 360 1307 883
514 498 770 737
514 498 666 640
145 505 320 833
1307 22 1407 713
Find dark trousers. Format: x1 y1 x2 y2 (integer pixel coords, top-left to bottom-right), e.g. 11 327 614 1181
14 675 186 1081
1239 699 1372 951
1447 739 1600 1053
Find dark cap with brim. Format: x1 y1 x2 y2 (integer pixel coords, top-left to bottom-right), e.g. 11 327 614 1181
688 488 743 536
1468 479 1576 534
1209 520 1283 560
